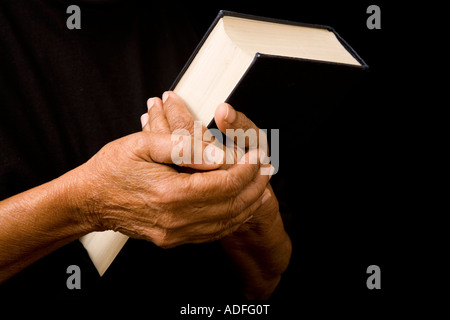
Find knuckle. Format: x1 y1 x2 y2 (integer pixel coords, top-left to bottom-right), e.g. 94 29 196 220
153 229 174 249
132 132 150 156
154 180 185 206
151 113 166 127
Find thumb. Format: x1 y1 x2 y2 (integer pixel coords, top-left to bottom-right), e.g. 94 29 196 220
214 103 268 152
138 132 225 170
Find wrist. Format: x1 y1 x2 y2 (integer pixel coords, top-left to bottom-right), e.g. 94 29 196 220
52 165 100 234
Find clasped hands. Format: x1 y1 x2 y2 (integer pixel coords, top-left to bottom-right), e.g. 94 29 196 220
77 91 280 248
0 90 289 293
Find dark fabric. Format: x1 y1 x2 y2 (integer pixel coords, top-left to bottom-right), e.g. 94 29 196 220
0 0 401 317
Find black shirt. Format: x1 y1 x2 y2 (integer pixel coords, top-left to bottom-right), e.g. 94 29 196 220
0 0 245 309
1 0 402 317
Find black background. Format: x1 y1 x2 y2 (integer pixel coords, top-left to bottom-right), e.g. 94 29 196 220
0 0 429 317
184 1 414 318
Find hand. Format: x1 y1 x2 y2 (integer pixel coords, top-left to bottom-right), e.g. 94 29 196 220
0 102 271 283
74 130 270 248
213 98 279 233
141 91 291 299
141 91 278 233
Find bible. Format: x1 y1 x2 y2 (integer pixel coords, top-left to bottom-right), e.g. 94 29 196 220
80 10 368 276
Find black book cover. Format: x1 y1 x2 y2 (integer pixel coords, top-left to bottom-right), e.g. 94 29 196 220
170 10 368 165
169 11 370 316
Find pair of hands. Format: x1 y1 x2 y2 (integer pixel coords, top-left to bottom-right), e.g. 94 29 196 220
76 91 279 248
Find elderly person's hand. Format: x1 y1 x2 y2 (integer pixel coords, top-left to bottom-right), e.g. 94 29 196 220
142 91 277 234
141 91 291 299
74 130 270 248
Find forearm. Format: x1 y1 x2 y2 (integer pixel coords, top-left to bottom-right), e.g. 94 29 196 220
0 169 93 283
221 191 292 299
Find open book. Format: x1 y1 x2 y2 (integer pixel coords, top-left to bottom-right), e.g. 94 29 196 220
80 10 367 276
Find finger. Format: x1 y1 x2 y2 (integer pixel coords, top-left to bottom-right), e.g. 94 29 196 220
200 153 273 223
140 113 149 131
215 187 271 233
170 188 271 246
181 149 271 203
147 186 272 248
215 102 259 135
137 132 224 170
162 91 209 137
162 91 195 134
147 97 171 134
214 103 268 152
226 162 273 218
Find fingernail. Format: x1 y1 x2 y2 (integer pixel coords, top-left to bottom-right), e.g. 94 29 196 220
147 98 155 111
162 91 170 103
140 113 149 128
224 104 236 124
261 188 271 204
259 150 269 164
204 144 224 164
